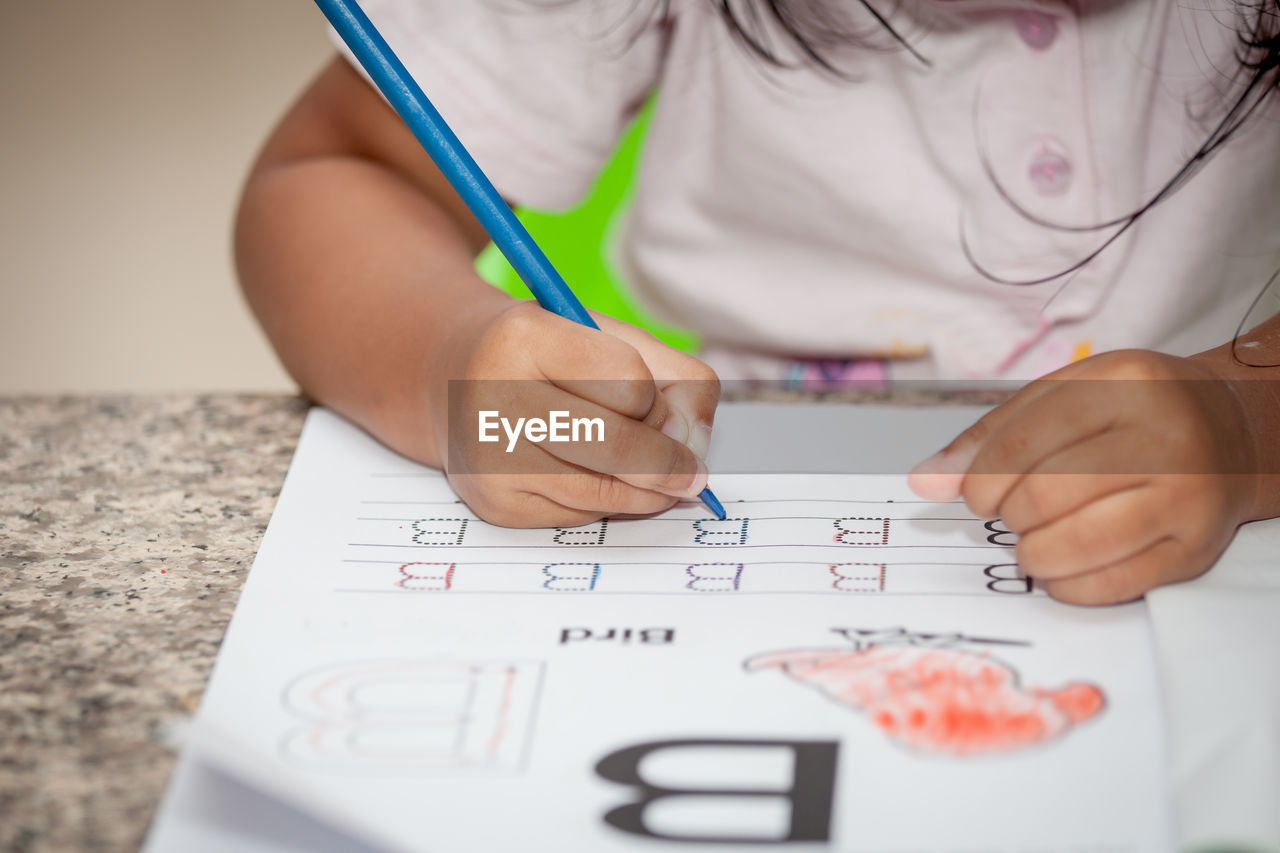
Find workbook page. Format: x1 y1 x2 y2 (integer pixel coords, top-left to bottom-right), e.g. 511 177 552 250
148 407 1172 852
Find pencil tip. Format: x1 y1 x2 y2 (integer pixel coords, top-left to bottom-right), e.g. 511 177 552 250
698 487 727 520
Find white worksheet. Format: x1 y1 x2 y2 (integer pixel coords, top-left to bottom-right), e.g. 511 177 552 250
146 405 1175 852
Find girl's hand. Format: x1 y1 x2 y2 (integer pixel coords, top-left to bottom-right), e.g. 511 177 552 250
908 350 1260 605
429 300 720 528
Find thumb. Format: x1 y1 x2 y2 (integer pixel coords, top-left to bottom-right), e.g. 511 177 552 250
595 312 721 460
659 377 720 460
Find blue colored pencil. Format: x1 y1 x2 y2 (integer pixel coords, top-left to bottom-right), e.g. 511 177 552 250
315 0 726 520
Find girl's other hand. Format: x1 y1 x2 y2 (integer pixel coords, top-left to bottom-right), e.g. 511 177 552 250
908 350 1261 605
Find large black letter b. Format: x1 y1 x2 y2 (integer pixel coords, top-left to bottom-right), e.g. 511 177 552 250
594 738 838 844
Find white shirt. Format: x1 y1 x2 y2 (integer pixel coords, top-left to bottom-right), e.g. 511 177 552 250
336 0 1280 379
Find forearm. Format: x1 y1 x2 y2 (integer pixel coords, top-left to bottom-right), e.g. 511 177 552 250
1190 311 1280 521
237 156 506 467
235 57 506 468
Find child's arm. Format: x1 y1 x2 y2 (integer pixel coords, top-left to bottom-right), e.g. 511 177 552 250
236 57 719 527
910 314 1280 605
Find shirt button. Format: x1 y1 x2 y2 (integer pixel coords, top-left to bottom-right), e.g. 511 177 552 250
1013 10 1057 50
1028 145 1072 194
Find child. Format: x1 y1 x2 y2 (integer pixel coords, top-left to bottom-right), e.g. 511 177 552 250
235 0 1280 605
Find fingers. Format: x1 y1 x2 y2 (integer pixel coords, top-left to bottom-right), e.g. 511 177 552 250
519 309 721 460
464 380 708 499
530 313 660 421
1014 485 1163 581
906 351 1131 502
907 378 1062 501
1038 538 1194 606
966 383 1135 518
503 307 717 490
450 473 679 529
995 429 1151 534
655 377 720 460
450 304 722 527
595 313 721 459
542 469 681 517
534 390 710 500
904 350 1251 604
595 312 711 384
1007 465 1232 605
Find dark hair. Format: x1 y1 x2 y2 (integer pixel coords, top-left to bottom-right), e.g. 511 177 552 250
690 0 1280 285
705 0 929 69
675 0 1274 333
701 0 1279 101
625 0 1280 362
628 0 926 70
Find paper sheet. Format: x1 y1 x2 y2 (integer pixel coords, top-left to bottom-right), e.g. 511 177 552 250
146 405 1177 852
1147 520 1280 851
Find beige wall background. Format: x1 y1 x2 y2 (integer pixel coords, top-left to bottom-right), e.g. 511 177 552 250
0 0 333 393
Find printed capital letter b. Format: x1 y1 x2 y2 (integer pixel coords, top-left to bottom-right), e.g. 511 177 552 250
595 738 838 843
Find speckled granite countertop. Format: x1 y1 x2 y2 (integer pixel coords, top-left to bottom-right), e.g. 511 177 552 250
1 396 309 853
1 390 999 853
